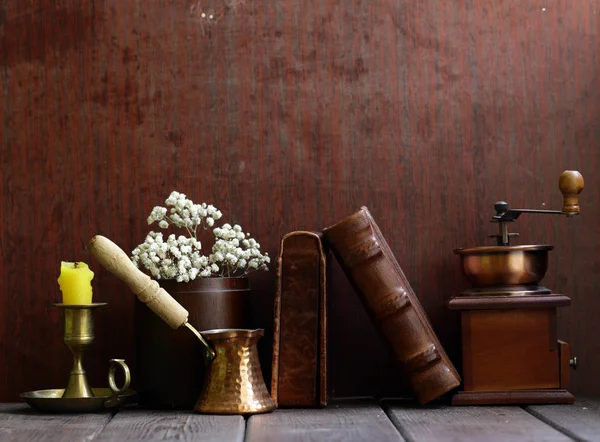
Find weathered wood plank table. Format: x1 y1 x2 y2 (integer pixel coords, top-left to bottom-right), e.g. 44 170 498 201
1 398 599 441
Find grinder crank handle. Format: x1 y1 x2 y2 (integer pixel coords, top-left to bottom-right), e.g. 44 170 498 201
559 170 584 215
87 235 215 359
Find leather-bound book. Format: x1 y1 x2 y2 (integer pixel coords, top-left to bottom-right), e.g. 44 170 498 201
271 231 327 407
322 207 460 404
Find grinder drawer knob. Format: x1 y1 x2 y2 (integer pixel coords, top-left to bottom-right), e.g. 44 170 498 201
570 356 578 369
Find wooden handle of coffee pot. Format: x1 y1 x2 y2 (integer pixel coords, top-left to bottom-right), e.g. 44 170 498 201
87 235 189 329
559 170 584 215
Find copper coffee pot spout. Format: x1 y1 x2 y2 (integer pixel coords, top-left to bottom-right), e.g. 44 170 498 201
87 235 216 360
488 170 584 246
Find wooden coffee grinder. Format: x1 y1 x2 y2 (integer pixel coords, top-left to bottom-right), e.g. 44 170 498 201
449 170 584 405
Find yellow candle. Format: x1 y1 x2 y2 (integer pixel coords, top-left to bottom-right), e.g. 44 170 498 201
57 261 94 304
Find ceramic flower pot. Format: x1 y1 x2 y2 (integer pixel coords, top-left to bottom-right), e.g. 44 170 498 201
135 277 250 409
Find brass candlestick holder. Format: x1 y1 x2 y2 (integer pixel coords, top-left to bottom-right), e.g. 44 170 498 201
21 302 136 413
57 303 105 398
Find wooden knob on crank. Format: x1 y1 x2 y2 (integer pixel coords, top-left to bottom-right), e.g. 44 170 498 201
559 170 584 215
88 235 189 329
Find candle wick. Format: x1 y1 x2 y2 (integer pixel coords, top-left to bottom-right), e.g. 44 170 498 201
73 262 79 268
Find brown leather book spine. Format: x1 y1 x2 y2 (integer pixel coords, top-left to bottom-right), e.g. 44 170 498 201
271 231 327 407
322 207 460 404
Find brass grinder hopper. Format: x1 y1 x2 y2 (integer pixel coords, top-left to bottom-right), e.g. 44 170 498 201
455 170 584 296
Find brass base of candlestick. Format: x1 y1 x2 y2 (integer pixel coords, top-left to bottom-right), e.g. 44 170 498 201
54 303 107 398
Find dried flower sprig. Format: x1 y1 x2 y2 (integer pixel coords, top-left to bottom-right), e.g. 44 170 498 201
147 191 223 238
131 191 269 281
209 223 270 277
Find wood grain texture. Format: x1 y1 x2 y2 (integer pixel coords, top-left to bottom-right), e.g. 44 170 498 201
246 399 404 442
448 295 571 310
0 404 111 442
526 397 600 442
94 409 245 442
558 341 571 389
0 0 599 401
452 390 574 406
461 309 560 391
384 401 572 442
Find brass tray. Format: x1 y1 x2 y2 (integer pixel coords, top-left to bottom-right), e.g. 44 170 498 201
21 388 137 413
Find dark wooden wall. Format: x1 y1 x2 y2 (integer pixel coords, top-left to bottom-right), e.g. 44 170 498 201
1 0 599 402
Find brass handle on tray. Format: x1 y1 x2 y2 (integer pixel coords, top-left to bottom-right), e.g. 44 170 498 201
108 359 131 395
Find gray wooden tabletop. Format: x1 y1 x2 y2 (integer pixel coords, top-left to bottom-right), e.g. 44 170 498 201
1 397 599 442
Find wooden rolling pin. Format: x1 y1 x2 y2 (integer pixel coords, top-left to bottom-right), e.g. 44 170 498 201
87 235 215 358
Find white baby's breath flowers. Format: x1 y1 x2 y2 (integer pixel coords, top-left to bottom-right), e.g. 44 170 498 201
208 223 270 277
131 191 269 280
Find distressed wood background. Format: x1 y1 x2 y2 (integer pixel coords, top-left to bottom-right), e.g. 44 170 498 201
0 0 598 401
